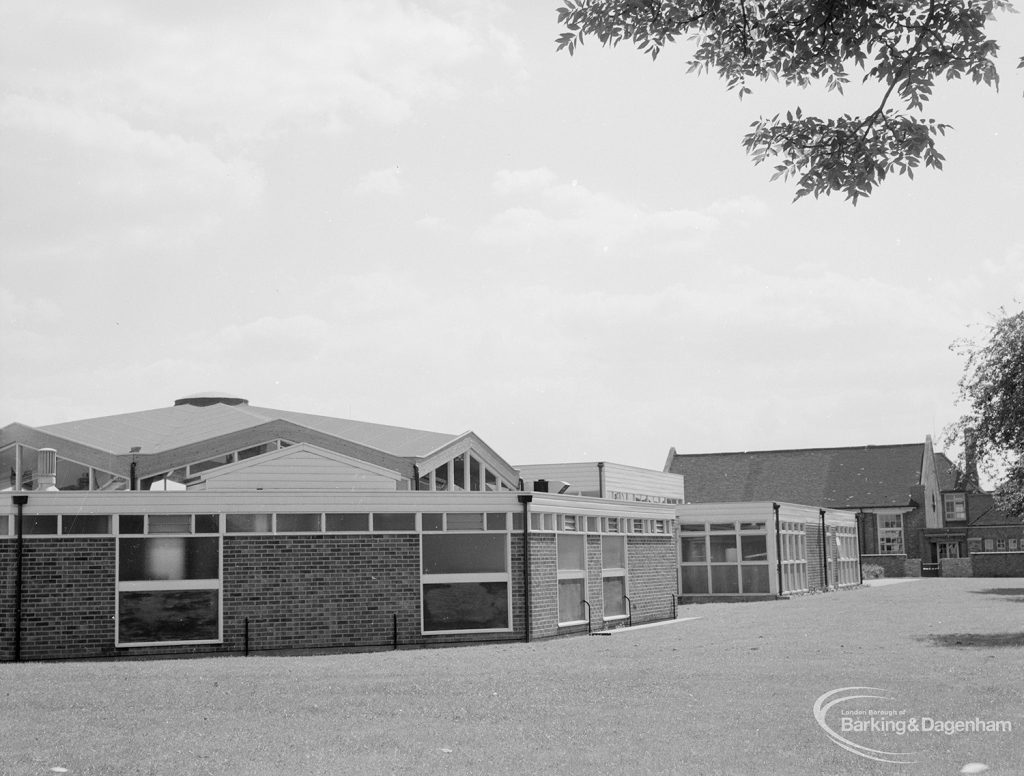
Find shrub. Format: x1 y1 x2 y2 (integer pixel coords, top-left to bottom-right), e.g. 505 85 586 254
861 563 885 580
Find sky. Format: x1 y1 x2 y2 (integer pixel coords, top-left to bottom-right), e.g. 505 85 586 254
2 0 1023 473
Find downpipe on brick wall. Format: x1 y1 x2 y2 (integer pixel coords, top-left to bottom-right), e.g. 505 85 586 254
518 494 532 643
773 503 783 597
12 494 28 662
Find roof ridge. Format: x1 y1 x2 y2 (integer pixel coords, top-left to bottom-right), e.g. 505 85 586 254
671 443 925 458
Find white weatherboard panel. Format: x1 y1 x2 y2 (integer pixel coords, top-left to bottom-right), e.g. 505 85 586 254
193 449 399 491
517 463 601 494
602 463 684 501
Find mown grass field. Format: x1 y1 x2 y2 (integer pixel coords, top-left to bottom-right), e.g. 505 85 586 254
3 578 1023 776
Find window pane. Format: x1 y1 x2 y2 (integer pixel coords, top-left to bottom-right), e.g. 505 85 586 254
680 537 707 563
94 470 128 491
512 513 524 532
709 535 738 563
453 454 466 491
469 455 482 491
119 515 145 534
485 513 507 531
679 523 706 532
423 582 508 631
709 522 735 532
421 513 444 531
710 565 740 594
0 514 8 536
149 515 192 534
237 443 274 461
373 513 415 531
603 577 627 617
119 537 219 581
56 457 91 491
0 446 16 490
557 535 586 571
118 590 218 643
558 578 586 623
19 445 39 490
741 564 770 593
422 534 506 574
22 515 58 534
189 454 233 475
62 515 111 535
324 513 369 532
194 514 220 533
446 513 483 531
433 462 449 491
740 522 766 531
680 565 709 594
602 536 626 569
276 513 320 532
225 513 273 533
741 535 768 561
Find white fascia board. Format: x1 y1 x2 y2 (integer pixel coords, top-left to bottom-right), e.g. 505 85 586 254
528 493 676 520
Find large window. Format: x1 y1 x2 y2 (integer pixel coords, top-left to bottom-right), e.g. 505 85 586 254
117 535 221 646
877 514 905 554
421 533 510 633
679 521 771 595
557 535 587 624
602 536 627 620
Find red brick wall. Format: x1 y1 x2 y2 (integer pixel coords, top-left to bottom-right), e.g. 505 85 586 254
625 536 677 624
971 552 1024 577
0 538 115 661
2 533 529 661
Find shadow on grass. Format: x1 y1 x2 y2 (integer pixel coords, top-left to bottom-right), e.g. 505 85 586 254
970 588 1024 602
922 632 1024 648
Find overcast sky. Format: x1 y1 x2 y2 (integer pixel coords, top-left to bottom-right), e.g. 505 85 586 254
2 1 1023 471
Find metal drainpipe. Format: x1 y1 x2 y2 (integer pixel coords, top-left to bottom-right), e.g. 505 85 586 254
773 502 783 597
597 462 605 498
518 494 533 643
820 509 828 590
856 512 864 584
13 494 28 662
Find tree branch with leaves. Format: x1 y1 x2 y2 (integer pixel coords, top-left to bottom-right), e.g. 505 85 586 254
947 308 1024 519
555 0 1018 203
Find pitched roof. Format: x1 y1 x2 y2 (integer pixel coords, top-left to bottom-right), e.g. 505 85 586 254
666 444 927 509
35 401 458 458
967 492 1022 526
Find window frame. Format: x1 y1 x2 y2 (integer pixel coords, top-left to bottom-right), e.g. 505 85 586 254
556 534 588 626
601 535 628 621
115 533 223 648
420 531 512 635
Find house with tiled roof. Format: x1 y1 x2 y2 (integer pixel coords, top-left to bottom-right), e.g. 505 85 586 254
664 437 966 576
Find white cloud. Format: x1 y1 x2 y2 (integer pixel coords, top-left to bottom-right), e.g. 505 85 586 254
0 94 265 260
355 166 405 197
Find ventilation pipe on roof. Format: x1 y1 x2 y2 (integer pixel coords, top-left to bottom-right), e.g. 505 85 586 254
36 449 58 491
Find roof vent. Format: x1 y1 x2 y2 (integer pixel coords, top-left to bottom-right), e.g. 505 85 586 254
174 392 248 407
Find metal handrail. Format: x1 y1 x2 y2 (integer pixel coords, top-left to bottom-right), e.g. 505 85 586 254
623 595 633 628
582 600 592 635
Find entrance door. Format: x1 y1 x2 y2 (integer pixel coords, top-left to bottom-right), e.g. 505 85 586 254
937 542 960 560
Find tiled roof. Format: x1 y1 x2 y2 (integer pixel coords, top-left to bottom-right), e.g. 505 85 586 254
667 444 927 508
968 493 1022 526
36 402 458 458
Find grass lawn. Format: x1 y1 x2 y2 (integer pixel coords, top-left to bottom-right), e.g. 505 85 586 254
3 578 1024 776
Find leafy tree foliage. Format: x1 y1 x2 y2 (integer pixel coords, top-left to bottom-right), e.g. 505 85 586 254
948 309 1024 518
555 0 1019 203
